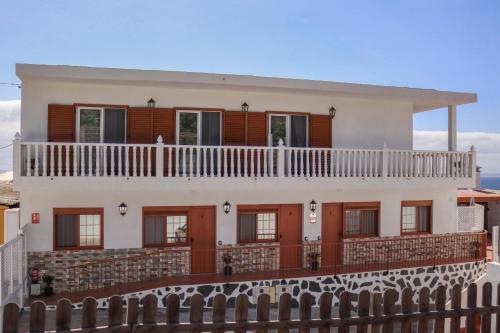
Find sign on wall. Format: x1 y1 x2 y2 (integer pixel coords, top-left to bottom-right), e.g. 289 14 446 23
309 212 317 224
31 213 40 224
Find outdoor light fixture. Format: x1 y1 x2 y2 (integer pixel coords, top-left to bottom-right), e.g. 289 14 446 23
329 106 336 119
147 98 156 109
309 200 317 212
241 102 249 112
118 202 128 216
223 201 231 214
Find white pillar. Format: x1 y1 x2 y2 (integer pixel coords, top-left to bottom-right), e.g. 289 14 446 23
448 105 457 151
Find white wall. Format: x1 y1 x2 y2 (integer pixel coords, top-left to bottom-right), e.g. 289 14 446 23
20 78 414 150
21 186 458 252
4 208 20 243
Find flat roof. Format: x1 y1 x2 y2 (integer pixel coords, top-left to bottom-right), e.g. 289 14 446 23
457 189 500 203
16 63 477 113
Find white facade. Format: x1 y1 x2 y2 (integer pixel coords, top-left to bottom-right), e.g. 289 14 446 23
14 64 478 253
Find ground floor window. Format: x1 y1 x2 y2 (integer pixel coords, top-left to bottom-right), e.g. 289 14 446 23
401 200 432 234
53 208 103 250
143 214 188 246
343 202 379 238
238 211 277 242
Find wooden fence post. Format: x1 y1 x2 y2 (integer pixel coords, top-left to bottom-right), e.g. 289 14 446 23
299 293 313 333
277 293 291 333
400 287 413 333
466 283 477 333
234 294 249 333
382 289 397 333
81 297 97 329
256 294 270 333
450 284 462 333
434 285 446 333
319 292 333 333
3 303 19 333
338 291 351 333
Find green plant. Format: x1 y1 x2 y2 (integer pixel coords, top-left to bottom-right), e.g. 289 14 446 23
42 274 54 286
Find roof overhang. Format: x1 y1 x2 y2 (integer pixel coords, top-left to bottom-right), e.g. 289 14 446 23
16 63 477 113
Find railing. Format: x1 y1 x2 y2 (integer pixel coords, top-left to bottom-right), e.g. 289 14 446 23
16 137 476 180
3 283 499 332
0 229 27 330
67 231 486 292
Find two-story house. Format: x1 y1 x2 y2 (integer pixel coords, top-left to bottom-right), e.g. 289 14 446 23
13 64 486 306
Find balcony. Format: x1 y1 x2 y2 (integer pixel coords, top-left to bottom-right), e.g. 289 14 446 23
14 138 477 190
66 231 486 293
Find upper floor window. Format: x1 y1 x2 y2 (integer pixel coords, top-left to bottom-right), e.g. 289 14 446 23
77 107 126 143
401 201 432 234
238 210 277 243
54 208 103 250
268 114 308 147
343 202 379 238
177 110 221 146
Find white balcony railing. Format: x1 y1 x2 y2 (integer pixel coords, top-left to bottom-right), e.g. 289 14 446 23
14 137 476 180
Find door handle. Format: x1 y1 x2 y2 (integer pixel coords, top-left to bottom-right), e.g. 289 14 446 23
190 237 194 243
279 234 283 240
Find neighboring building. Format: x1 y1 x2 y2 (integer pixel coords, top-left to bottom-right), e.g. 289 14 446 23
458 189 500 235
12 64 486 305
0 171 20 244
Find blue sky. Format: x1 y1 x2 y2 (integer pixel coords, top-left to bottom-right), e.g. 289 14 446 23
0 0 499 172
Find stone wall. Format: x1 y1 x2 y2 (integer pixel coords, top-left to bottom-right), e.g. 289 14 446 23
41 261 485 310
216 243 280 274
28 247 190 292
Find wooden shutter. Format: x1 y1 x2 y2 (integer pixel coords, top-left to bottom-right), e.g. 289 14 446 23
48 104 75 142
310 114 332 148
153 108 175 144
223 111 246 145
246 112 267 146
127 107 152 143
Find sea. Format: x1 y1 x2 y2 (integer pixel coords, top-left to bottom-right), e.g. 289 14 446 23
481 177 500 190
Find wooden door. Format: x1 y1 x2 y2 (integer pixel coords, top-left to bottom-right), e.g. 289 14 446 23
321 203 343 269
189 206 216 274
278 204 303 269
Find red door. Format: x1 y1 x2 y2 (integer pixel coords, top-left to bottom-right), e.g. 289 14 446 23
279 204 303 270
321 203 342 269
189 206 216 274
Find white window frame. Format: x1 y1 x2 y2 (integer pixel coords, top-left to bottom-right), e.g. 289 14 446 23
176 110 222 146
76 106 127 143
268 113 309 147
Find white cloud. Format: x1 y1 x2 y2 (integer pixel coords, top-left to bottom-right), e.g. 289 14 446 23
0 100 20 171
414 130 500 175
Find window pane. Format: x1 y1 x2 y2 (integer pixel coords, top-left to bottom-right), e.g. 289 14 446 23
345 209 377 237
56 214 77 248
290 115 307 147
79 214 101 246
144 216 164 245
256 213 276 240
417 206 430 232
79 109 101 143
166 215 187 244
402 206 417 233
201 112 221 146
104 108 126 143
179 112 198 145
271 116 287 146
239 214 256 241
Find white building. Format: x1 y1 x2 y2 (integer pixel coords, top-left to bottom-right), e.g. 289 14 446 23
12 64 486 305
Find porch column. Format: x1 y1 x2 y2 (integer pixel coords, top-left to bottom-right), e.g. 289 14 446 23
448 105 457 151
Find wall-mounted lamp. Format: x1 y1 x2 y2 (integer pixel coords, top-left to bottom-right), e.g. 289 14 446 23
218 240 223 246
241 102 249 112
223 201 231 214
304 236 309 241
118 202 128 216
317 235 321 241
309 200 317 212
148 98 156 109
329 106 336 119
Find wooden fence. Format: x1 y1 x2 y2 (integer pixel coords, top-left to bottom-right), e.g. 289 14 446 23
4 282 500 333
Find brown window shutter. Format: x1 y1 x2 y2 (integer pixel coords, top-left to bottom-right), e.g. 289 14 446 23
153 108 175 144
48 104 75 142
223 111 246 145
310 114 332 148
127 107 152 143
246 112 267 146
